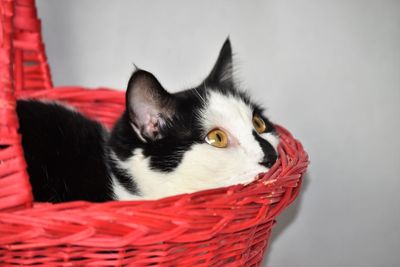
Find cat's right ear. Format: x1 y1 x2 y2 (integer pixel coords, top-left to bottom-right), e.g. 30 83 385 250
126 70 176 141
204 38 234 89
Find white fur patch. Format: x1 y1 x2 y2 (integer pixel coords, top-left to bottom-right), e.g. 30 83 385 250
114 90 279 200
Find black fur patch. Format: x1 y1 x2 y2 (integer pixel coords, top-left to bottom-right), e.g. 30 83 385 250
17 100 115 202
252 131 278 168
204 38 234 89
108 112 145 161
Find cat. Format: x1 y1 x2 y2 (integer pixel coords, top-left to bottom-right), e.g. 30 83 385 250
16 38 279 202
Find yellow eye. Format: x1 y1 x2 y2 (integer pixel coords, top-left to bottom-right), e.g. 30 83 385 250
205 129 228 148
253 115 267 134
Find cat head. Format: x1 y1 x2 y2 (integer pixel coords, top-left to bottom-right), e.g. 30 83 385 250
109 38 279 200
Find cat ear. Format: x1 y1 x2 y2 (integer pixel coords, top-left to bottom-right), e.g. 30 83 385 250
204 37 234 88
126 70 176 141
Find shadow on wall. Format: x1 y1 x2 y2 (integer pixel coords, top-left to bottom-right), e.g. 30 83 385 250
262 172 310 266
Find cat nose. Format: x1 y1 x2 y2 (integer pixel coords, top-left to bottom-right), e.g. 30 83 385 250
259 153 277 168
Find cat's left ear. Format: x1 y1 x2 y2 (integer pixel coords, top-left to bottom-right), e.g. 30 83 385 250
126 70 176 141
204 37 234 88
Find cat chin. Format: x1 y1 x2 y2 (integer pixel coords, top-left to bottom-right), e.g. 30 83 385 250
225 169 268 186
110 146 269 200
112 170 266 201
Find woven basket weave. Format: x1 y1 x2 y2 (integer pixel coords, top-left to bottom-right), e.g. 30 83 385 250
0 0 309 266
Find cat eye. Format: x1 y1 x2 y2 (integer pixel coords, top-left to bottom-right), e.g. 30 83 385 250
253 115 267 134
205 129 228 148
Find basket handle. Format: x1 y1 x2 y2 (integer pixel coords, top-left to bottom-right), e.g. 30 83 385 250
13 0 53 92
0 0 52 211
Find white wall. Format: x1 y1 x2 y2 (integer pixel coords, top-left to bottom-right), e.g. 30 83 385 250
37 1 400 266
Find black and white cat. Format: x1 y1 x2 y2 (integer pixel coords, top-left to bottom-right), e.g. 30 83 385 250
17 39 279 202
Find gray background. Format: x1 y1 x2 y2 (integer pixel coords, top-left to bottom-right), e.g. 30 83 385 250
37 1 400 266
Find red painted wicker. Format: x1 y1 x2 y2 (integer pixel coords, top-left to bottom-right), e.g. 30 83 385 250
0 0 309 266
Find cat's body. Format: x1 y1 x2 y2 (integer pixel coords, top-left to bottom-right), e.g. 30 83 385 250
17 100 115 202
17 39 279 202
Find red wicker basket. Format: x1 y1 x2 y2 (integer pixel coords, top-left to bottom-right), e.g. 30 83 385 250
0 0 309 266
